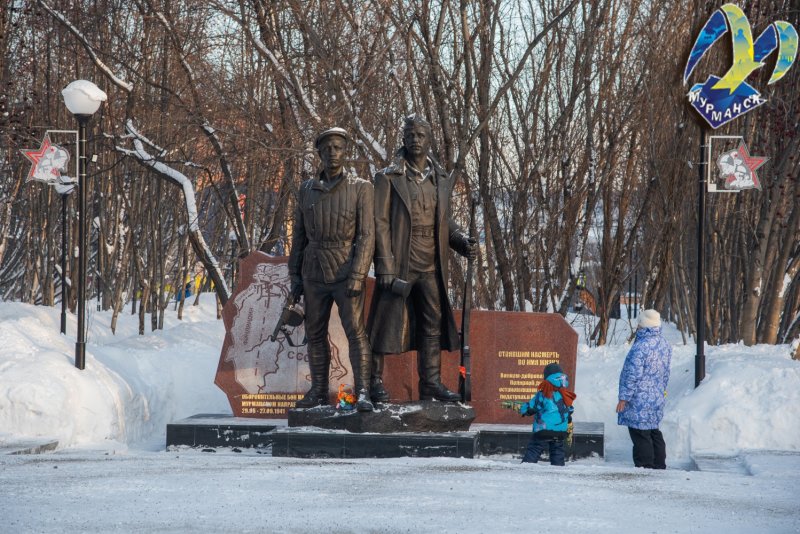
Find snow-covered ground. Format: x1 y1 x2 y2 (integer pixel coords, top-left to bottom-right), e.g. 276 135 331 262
1 297 798 533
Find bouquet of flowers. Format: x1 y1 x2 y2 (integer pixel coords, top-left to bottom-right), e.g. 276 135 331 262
336 384 356 411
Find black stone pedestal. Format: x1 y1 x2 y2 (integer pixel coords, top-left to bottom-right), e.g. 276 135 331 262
272 428 478 458
288 401 475 433
473 422 605 461
166 414 283 450
166 414 604 460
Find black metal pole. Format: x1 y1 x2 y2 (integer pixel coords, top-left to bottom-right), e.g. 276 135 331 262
695 128 707 387
60 192 68 335
75 114 90 370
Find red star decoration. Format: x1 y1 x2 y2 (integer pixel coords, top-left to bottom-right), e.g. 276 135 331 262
21 134 52 180
20 134 61 183
736 143 766 188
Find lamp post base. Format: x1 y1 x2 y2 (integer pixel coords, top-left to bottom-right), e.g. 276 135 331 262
75 341 85 370
695 352 705 387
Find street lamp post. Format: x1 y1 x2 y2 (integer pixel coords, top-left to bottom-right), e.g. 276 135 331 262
61 80 106 370
60 192 68 335
695 128 707 388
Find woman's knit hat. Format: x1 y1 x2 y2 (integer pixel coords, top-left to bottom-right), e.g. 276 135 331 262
638 309 662 329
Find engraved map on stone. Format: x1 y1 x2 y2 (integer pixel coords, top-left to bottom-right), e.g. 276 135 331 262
216 253 352 414
222 262 294 392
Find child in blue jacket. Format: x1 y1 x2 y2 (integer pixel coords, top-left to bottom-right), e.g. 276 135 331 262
519 362 576 465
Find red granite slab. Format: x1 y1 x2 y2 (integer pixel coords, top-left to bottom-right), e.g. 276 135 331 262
215 253 577 423
381 310 577 423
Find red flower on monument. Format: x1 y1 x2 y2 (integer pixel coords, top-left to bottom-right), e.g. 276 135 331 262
20 134 71 184
336 384 356 411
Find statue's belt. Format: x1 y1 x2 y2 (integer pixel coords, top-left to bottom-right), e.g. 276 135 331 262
411 226 435 237
308 239 352 249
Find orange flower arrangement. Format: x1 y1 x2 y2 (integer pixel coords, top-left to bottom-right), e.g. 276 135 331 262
336 384 356 411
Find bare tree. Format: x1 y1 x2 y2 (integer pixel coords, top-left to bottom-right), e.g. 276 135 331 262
0 0 796 351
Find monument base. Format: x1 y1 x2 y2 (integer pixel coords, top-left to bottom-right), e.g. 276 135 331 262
166 414 604 460
288 401 475 433
272 428 478 458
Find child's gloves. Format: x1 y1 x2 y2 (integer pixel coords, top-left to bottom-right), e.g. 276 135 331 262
501 400 527 414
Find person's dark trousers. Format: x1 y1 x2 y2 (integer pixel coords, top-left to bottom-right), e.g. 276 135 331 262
628 427 666 469
407 272 459 402
521 437 565 466
297 278 370 408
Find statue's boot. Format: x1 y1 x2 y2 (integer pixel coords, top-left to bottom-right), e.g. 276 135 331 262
350 348 374 412
418 336 461 402
369 353 390 404
295 341 330 408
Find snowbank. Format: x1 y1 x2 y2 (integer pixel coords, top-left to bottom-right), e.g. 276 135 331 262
1 299 798 464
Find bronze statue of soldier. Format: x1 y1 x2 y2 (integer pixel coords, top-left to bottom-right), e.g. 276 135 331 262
288 127 375 412
368 114 477 403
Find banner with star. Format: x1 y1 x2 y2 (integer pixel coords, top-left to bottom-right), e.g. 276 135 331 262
716 142 766 191
20 134 72 185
